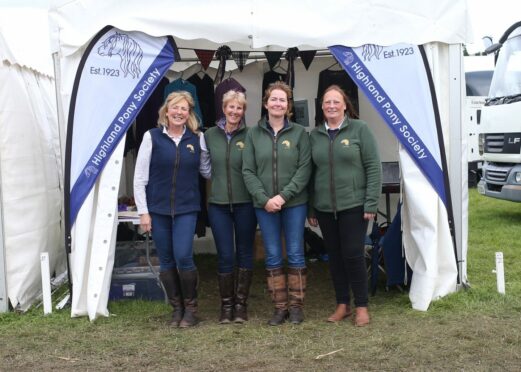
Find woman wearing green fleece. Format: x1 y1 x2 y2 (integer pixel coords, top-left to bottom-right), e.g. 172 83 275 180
242 81 311 326
205 90 257 324
308 85 381 327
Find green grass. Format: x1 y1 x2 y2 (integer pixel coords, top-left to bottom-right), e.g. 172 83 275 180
1 188 521 371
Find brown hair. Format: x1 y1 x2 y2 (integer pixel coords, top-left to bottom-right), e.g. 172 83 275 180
262 81 293 119
158 91 200 133
322 85 359 119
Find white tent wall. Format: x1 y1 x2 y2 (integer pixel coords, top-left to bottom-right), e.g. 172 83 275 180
0 50 65 312
0 8 66 312
49 0 473 319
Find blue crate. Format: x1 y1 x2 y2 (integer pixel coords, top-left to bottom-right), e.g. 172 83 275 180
109 271 165 301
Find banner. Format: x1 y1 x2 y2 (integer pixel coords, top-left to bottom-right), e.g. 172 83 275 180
65 26 176 230
329 44 448 206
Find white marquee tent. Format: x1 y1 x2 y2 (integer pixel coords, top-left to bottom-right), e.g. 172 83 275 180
47 0 474 320
0 7 64 312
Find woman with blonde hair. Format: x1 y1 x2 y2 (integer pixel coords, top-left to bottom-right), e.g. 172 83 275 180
205 90 257 324
134 91 210 328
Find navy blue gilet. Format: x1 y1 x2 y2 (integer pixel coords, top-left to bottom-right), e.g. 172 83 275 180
146 127 201 216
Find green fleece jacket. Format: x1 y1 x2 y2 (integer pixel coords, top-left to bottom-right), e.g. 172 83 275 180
205 124 252 205
309 117 382 214
242 118 311 208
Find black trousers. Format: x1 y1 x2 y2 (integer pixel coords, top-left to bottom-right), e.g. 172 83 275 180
316 206 369 307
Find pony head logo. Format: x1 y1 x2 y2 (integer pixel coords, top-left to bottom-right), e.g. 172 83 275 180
98 32 143 78
236 141 244 150
84 165 99 177
342 52 354 65
282 140 291 149
186 144 195 153
341 139 350 146
362 44 383 62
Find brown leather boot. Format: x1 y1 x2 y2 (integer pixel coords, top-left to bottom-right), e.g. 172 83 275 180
354 306 370 327
266 268 288 326
327 304 352 323
217 272 234 324
159 269 184 327
288 267 306 324
233 268 253 323
178 269 199 328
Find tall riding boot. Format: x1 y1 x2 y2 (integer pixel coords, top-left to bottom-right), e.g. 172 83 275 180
217 272 235 324
234 268 253 323
159 269 184 327
178 269 199 328
288 267 307 324
266 268 288 326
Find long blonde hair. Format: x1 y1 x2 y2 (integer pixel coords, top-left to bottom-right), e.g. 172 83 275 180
158 91 200 133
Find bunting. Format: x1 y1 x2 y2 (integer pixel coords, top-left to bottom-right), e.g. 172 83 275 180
232 51 250 72
299 50 317 70
194 49 215 70
264 51 284 70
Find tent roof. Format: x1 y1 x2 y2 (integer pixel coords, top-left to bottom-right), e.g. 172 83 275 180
0 7 54 76
50 0 474 57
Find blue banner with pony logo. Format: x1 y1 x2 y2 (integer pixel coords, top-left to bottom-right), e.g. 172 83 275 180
329 44 448 206
65 26 176 228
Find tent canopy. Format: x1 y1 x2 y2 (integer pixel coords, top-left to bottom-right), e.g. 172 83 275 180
50 0 473 57
0 7 54 76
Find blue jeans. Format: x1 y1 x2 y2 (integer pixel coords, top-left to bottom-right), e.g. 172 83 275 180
208 203 257 273
150 212 197 271
255 204 307 269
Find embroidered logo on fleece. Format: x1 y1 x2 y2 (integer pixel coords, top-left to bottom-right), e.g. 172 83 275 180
186 144 195 153
236 141 244 150
282 140 291 149
341 139 350 147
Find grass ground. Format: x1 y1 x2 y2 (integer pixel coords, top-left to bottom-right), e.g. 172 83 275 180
1 189 521 371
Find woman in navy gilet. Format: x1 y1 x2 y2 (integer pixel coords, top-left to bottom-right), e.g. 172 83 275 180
134 91 210 328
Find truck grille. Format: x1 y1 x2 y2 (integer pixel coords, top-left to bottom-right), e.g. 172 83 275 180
485 162 512 183
484 132 521 154
484 133 504 153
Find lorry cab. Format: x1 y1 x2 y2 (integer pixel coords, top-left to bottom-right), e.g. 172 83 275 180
478 22 521 202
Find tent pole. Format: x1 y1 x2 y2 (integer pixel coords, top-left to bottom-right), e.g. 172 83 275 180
0 158 7 312
448 43 466 287
52 51 73 301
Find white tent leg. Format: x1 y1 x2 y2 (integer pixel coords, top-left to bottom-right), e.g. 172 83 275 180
448 43 468 286
0 172 7 312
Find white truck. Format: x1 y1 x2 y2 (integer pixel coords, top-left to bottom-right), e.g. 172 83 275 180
477 21 521 202
464 56 494 187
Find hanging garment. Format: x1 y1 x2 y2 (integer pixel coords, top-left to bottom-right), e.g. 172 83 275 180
188 73 216 128
129 77 169 153
315 69 359 126
260 70 286 119
164 78 203 126
214 78 246 122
